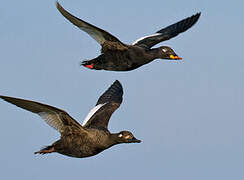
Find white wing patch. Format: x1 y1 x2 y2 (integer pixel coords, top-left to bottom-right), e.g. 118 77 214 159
82 103 107 126
38 112 64 132
132 33 162 45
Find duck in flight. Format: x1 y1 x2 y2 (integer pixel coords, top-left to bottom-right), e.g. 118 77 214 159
0 80 141 158
56 2 201 71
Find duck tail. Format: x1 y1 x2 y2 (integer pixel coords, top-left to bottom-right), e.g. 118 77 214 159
80 59 90 66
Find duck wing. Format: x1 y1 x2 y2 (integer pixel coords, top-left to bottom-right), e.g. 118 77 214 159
56 2 126 49
132 13 201 48
82 80 123 130
0 96 84 134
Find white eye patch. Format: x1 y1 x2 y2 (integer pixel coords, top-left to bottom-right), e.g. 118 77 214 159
125 135 131 139
162 48 167 53
118 134 123 138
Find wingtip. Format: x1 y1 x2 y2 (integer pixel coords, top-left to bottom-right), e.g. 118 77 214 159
113 80 123 91
56 1 64 12
96 80 123 105
195 12 201 23
186 12 201 28
56 1 60 8
114 80 121 85
0 95 22 108
0 95 8 101
194 12 201 19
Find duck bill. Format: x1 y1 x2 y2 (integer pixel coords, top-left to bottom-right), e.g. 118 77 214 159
129 137 141 143
170 55 182 60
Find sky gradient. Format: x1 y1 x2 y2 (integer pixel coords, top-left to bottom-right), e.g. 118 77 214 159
0 0 244 179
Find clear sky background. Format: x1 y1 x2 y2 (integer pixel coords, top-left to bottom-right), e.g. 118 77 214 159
0 0 243 179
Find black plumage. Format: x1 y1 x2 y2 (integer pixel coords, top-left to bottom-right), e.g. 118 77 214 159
56 2 200 71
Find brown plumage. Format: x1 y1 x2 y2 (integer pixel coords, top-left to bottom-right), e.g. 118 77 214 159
0 80 141 158
56 2 200 71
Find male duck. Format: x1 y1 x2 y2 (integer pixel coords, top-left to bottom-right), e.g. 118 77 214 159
57 2 200 71
0 80 140 158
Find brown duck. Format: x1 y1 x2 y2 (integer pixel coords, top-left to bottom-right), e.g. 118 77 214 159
56 2 200 71
0 80 141 158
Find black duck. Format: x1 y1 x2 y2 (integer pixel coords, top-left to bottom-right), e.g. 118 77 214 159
57 2 200 71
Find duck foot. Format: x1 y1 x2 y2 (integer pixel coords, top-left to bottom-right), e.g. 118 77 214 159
34 146 55 155
80 60 94 69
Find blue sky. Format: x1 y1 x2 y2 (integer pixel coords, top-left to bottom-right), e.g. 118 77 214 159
0 0 244 179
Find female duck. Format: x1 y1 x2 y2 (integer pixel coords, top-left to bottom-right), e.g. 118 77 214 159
0 80 140 158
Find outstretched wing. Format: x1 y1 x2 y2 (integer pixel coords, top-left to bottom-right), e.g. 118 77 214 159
132 13 201 48
0 96 84 134
82 80 123 130
56 2 125 47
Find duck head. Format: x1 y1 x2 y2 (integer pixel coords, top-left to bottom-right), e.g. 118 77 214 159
115 131 141 144
157 46 182 60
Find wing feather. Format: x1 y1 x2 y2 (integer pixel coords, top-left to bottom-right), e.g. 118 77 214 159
56 2 124 46
132 13 201 48
82 103 106 126
0 96 83 133
82 80 123 129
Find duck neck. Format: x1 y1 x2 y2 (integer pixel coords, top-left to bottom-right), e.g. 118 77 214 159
146 48 161 61
108 133 121 147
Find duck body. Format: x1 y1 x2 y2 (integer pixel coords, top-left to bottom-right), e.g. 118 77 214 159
56 2 200 72
0 80 141 158
85 45 155 71
53 127 112 158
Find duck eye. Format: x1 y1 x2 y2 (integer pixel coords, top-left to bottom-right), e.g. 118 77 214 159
118 134 123 138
